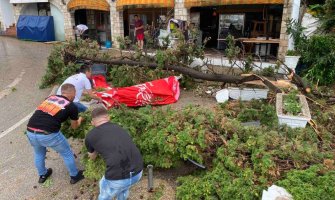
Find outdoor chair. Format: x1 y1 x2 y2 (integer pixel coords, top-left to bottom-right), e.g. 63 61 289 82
91 63 107 77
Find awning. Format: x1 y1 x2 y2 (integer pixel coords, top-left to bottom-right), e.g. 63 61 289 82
10 0 48 3
67 0 110 11
116 0 174 11
184 0 284 8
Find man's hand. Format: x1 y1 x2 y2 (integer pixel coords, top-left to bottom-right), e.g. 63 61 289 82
87 89 102 102
71 116 83 129
78 116 84 124
88 151 98 161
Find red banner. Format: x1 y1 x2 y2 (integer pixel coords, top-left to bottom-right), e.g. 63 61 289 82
92 75 180 109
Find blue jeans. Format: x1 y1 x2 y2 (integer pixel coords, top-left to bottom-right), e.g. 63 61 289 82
26 131 78 177
98 171 143 200
74 102 88 113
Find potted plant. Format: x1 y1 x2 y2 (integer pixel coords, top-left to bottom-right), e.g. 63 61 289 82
285 19 307 70
276 91 311 128
285 49 301 70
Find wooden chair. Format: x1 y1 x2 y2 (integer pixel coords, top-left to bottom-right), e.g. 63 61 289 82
250 20 267 38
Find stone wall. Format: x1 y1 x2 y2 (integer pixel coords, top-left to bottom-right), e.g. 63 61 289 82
110 2 124 48
60 0 74 40
174 0 190 21
278 0 293 60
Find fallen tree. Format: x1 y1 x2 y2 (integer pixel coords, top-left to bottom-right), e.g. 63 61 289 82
41 38 318 98
64 49 283 93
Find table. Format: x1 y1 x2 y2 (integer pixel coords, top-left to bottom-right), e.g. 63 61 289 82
240 38 280 61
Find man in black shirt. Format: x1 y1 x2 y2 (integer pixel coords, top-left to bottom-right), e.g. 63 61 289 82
26 83 85 184
85 106 143 200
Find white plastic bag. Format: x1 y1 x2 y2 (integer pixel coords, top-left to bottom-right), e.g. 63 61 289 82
262 185 292 200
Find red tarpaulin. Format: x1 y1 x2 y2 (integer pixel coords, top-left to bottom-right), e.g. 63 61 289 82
91 75 180 109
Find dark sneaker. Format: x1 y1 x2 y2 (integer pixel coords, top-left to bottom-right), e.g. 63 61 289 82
70 170 85 184
38 168 53 183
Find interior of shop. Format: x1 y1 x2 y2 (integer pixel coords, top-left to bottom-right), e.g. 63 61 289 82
74 9 111 45
123 8 173 42
190 4 283 59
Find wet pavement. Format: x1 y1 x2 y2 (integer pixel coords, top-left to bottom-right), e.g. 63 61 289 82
0 37 61 200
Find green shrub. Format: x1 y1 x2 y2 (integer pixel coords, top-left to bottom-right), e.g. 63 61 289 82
237 108 259 122
286 50 300 56
283 90 302 116
61 100 334 199
277 165 335 200
319 0 335 32
301 34 335 85
176 117 333 200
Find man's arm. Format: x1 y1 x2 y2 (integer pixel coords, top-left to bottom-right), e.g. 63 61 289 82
85 137 97 160
71 116 83 129
86 89 102 102
88 151 98 160
135 25 144 31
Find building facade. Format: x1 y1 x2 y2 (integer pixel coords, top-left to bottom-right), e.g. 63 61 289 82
0 0 300 58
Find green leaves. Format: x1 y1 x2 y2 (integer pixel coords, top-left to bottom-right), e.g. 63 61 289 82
61 101 335 199
302 35 335 85
40 39 100 89
278 165 335 200
283 90 302 116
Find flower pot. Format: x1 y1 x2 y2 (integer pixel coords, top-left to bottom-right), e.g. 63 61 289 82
228 87 269 101
276 93 311 128
284 55 301 70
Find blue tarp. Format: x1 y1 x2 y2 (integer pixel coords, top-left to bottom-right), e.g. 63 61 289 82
17 15 55 42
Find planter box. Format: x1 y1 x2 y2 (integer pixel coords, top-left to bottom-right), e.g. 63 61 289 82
276 93 311 128
228 87 269 101
284 55 301 70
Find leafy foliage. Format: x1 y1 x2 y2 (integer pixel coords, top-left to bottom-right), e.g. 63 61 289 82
225 34 241 64
237 108 259 122
319 0 335 32
61 99 335 199
116 36 132 50
286 49 300 56
40 39 100 88
286 19 307 53
283 90 302 116
62 105 225 180
277 165 335 200
286 12 335 86
176 118 333 199
301 34 335 85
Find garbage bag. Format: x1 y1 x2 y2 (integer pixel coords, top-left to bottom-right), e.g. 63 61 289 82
262 185 293 200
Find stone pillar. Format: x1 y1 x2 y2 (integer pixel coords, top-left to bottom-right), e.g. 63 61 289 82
278 0 292 60
110 2 124 48
174 0 190 22
12 4 24 23
63 11 74 40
